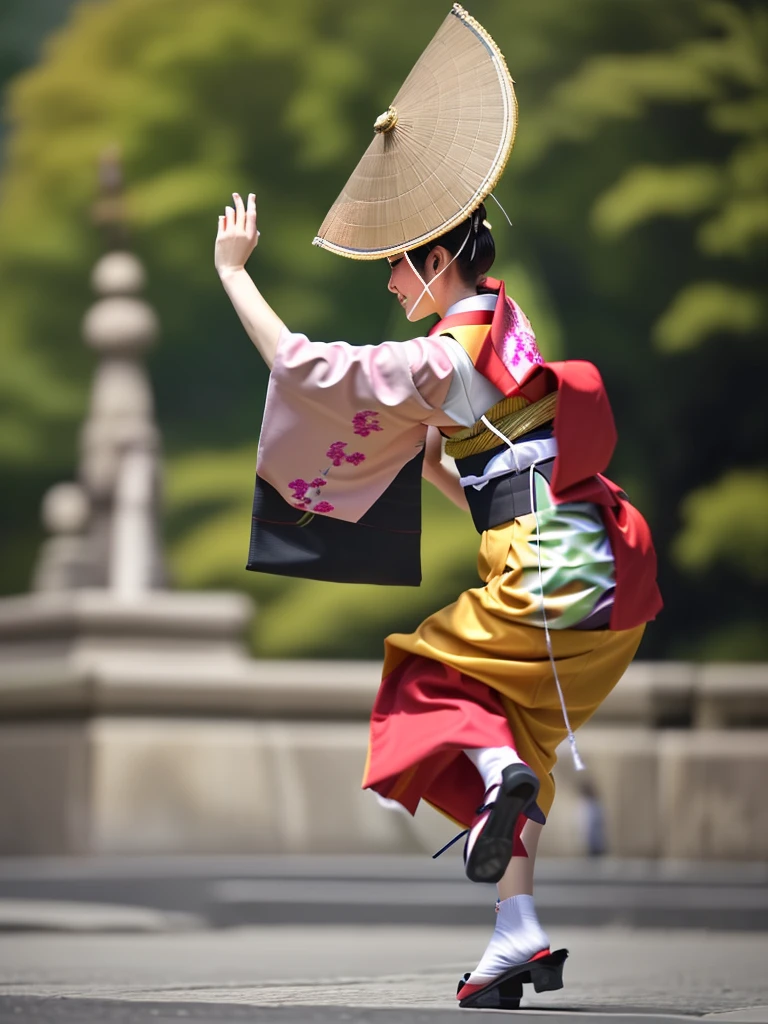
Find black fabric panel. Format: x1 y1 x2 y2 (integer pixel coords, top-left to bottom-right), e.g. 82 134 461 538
246 450 424 586
454 427 555 535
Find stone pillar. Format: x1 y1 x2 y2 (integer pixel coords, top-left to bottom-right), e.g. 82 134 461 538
31 483 92 592
33 149 163 595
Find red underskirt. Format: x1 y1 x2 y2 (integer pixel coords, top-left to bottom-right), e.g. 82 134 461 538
363 653 519 828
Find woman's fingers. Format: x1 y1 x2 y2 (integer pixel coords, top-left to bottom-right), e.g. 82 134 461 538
246 193 257 241
215 192 258 274
233 192 245 230
221 194 255 236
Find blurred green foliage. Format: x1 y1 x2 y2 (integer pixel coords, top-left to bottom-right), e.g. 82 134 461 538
673 469 768 582
0 0 765 659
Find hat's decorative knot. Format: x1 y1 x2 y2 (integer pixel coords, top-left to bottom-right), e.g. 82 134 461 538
374 106 398 134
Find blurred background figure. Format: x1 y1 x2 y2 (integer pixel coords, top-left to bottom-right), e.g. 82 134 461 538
578 779 607 859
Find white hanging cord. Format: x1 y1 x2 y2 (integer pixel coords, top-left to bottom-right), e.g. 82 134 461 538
403 223 473 321
480 414 520 471
528 464 585 772
488 192 513 227
479 409 584 771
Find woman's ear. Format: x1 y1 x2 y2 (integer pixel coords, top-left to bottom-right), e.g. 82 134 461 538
429 245 449 274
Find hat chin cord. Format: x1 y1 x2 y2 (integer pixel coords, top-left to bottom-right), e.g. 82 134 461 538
403 223 473 322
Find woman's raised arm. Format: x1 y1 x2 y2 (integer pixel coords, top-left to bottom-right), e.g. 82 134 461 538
215 192 284 369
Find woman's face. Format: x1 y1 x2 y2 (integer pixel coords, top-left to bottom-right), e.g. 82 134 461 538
386 253 438 321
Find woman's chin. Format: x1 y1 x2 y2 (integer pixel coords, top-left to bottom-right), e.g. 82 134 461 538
405 303 434 323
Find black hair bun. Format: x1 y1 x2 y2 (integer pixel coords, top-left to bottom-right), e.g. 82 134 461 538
408 201 496 283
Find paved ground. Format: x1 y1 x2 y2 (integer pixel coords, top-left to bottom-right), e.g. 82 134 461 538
0 923 767 1023
0 857 766 1023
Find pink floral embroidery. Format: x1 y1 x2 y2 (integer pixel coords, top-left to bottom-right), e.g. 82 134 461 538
326 443 365 467
506 328 543 369
352 410 382 437
294 420 375 514
326 441 348 466
288 478 311 501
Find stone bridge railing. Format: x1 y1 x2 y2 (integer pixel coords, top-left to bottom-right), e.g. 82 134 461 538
0 588 765 861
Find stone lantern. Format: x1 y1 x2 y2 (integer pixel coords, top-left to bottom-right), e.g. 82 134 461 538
33 248 164 594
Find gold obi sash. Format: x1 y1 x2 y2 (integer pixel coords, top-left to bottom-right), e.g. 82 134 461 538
445 391 558 459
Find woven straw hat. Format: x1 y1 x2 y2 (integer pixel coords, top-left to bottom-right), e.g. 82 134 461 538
313 4 516 261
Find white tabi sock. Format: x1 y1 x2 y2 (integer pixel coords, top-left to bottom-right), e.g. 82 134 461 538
464 746 524 792
467 894 550 985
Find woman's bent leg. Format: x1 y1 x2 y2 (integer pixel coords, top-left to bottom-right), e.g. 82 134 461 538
498 818 543 899
466 820 548 984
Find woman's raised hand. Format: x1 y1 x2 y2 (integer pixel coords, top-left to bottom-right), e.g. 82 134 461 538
215 192 259 277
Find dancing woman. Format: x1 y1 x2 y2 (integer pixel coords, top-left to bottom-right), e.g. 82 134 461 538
215 5 661 1008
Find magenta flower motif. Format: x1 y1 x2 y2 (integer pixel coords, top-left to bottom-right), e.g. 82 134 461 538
288 478 310 500
507 330 543 369
326 441 348 466
352 410 382 437
290 422 377 515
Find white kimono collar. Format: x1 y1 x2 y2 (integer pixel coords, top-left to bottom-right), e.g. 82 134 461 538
444 293 498 317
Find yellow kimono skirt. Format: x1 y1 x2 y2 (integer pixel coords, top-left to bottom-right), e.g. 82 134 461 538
363 498 645 827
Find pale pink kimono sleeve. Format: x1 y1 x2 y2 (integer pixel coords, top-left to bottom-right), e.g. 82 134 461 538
256 327 456 523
